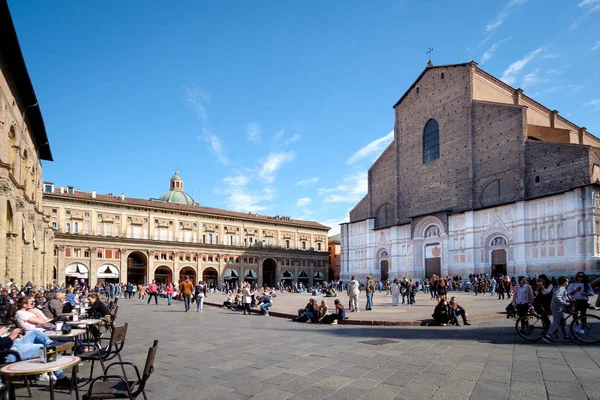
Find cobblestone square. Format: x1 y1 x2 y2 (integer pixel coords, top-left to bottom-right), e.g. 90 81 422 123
17 298 600 400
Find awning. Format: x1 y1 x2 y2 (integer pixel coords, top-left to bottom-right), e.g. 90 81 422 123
223 268 239 279
245 269 257 279
65 263 89 279
282 269 294 279
97 264 119 279
299 270 309 278
314 271 325 280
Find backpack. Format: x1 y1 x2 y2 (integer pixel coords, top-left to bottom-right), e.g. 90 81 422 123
0 295 13 324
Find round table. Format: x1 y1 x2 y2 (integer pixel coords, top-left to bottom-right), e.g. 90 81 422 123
0 356 81 400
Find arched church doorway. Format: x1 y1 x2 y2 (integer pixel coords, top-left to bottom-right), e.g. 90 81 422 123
424 243 441 278
262 258 276 288
491 249 507 277
179 267 196 283
378 250 389 282
154 266 172 284
202 267 218 287
127 252 147 284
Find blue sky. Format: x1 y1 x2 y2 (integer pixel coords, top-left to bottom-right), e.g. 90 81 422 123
9 0 600 234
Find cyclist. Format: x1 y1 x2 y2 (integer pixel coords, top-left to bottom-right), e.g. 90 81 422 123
542 276 569 344
534 274 554 327
513 276 534 334
568 271 594 334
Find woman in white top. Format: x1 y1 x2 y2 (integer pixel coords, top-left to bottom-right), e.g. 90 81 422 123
241 283 252 315
567 271 594 332
14 296 53 332
391 279 401 306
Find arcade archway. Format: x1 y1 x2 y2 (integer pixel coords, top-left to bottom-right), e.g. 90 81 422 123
298 270 309 286
127 251 147 284
202 267 218 287
179 267 196 283
262 258 276 288
65 263 88 287
244 268 257 284
154 266 172 284
97 264 119 284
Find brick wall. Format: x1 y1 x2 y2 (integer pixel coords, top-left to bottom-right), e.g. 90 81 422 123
368 142 397 227
471 100 526 208
349 195 369 222
525 141 597 198
396 64 473 223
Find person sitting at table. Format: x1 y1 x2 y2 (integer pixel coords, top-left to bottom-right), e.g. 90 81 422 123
0 327 72 386
42 292 66 320
86 293 110 319
15 296 54 332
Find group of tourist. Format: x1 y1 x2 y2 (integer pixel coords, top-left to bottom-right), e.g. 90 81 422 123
222 283 275 315
292 298 346 324
0 278 114 387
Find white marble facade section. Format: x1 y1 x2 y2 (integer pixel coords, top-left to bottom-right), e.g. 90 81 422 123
342 188 600 281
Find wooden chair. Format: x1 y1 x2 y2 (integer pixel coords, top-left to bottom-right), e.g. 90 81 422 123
79 323 128 380
83 340 158 400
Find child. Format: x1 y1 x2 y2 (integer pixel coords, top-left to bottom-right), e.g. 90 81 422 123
542 276 569 344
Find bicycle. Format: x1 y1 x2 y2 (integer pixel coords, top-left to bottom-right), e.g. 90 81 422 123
515 303 600 343
515 305 548 342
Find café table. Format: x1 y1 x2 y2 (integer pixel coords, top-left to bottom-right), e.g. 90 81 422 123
66 319 104 345
0 356 81 400
45 328 86 340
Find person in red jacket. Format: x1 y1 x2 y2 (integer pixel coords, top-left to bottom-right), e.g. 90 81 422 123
146 280 159 305
165 283 175 306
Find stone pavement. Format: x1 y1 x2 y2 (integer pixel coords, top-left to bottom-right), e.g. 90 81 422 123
17 298 600 400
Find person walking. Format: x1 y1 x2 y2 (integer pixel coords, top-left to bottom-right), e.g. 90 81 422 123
138 284 146 302
513 276 534 334
347 275 360 312
391 279 400 306
179 276 194 312
242 283 252 315
195 280 206 312
365 275 375 310
165 283 175 306
542 276 570 343
146 280 159 305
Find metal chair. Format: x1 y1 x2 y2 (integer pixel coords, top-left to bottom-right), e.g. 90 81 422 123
0 350 30 398
83 340 158 400
78 323 128 381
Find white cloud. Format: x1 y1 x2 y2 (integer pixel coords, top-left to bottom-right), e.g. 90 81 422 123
585 98 600 109
219 174 274 212
285 134 300 145
318 216 349 236
319 171 368 204
501 47 545 86
347 131 394 165
199 128 229 166
486 0 527 32
258 151 295 183
295 177 319 186
274 127 286 141
185 86 210 121
296 197 312 207
480 37 512 65
246 123 261 142
522 69 539 88
570 3 600 30
593 41 600 51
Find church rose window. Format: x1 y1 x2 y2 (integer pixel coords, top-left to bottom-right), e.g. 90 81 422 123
423 119 440 164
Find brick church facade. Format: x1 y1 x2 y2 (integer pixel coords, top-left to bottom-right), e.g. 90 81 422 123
341 61 600 281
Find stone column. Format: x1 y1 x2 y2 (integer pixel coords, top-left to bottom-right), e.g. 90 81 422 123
89 247 97 288
258 257 264 286
13 210 23 287
147 251 153 284
0 197 7 280
56 245 65 286
23 220 33 285
120 249 128 284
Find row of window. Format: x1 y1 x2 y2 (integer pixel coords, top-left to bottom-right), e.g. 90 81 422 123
57 221 321 250
59 248 120 259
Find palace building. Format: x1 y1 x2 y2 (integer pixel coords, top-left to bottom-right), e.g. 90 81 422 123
43 171 330 287
0 0 54 288
341 61 600 282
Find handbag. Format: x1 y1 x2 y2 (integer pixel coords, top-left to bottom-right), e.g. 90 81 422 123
61 323 72 334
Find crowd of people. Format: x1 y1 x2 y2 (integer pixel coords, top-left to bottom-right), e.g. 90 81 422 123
0 278 114 388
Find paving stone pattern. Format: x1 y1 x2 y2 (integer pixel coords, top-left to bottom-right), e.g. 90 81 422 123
18 299 600 400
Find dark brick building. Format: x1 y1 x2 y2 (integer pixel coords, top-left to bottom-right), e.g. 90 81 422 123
342 61 600 281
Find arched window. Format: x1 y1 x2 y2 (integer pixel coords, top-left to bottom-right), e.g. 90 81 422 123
423 119 439 163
